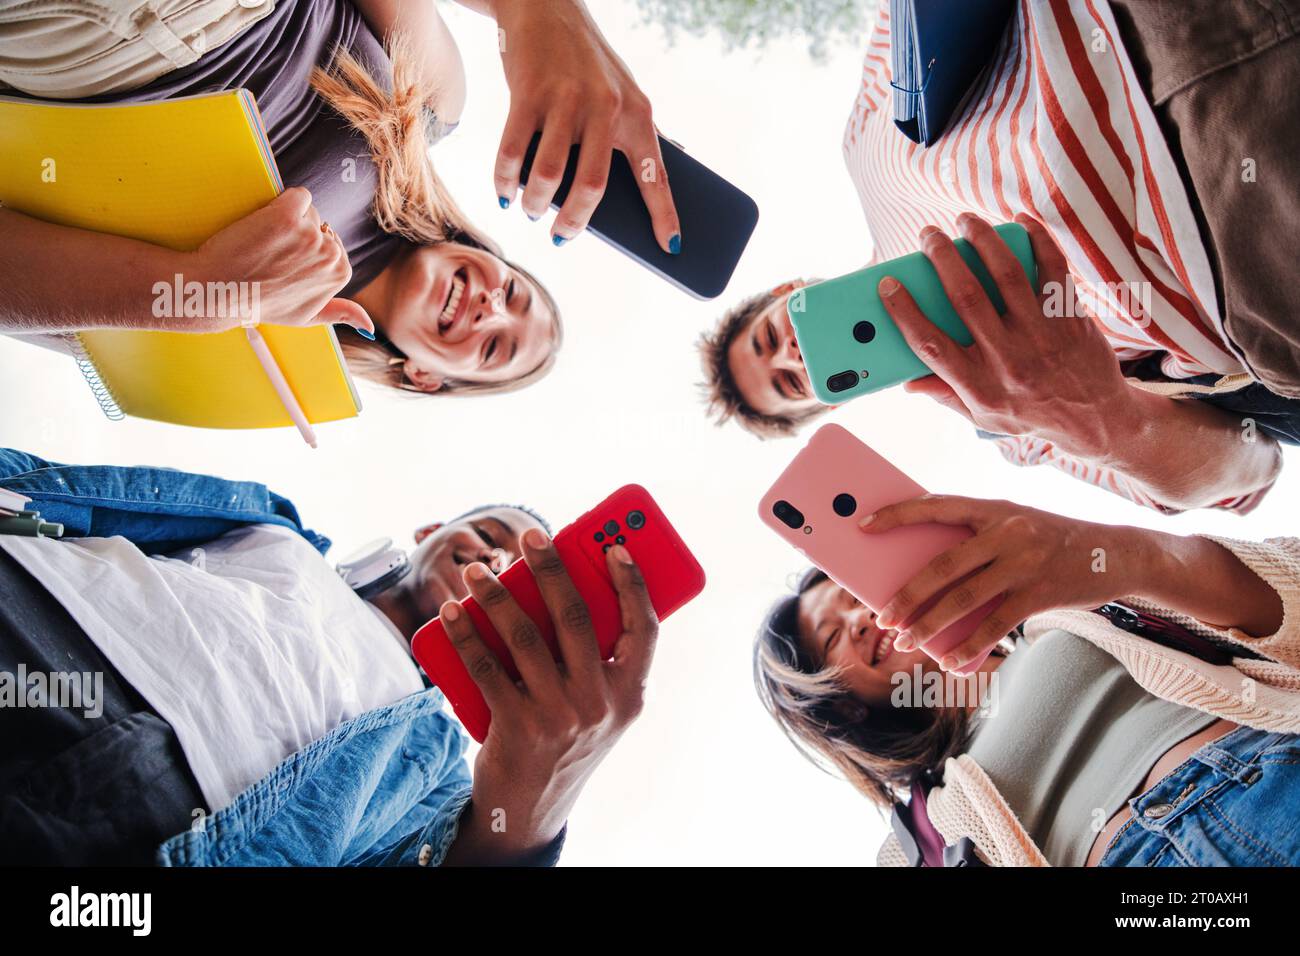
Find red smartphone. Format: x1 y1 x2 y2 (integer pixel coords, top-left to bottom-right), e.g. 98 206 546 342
411 485 706 741
757 424 1000 674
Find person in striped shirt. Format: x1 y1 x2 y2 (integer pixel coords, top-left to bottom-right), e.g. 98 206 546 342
699 0 1299 515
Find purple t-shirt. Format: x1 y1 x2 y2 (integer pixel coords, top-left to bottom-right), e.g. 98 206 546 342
86 0 425 297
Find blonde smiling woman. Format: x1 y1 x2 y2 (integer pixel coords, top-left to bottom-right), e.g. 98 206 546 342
0 0 681 396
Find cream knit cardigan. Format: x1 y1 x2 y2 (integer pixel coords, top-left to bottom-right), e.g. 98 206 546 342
876 535 1300 868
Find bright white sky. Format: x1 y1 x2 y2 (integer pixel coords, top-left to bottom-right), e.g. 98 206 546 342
2 1 1297 866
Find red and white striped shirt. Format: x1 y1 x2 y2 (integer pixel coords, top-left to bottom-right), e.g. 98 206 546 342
843 0 1267 513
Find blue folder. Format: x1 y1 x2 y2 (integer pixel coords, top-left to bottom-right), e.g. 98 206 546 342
891 0 1017 146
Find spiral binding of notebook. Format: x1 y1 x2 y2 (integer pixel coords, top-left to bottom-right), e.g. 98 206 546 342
64 333 125 421
1 90 360 435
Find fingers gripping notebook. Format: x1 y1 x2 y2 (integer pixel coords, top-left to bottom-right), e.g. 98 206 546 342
0 90 361 431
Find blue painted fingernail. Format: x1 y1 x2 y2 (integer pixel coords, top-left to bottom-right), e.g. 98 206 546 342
552 234 568 247
668 233 682 255
355 327 376 341
498 195 510 209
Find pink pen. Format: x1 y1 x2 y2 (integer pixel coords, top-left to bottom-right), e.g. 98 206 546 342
243 326 317 448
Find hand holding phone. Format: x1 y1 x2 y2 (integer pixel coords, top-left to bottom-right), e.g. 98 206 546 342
879 215 1139 466
791 221 1036 403
489 0 682 251
519 133 758 299
435 527 660 865
758 424 1002 674
412 484 706 741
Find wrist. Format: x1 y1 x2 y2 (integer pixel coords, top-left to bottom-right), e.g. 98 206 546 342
1048 379 1150 463
466 767 571 858
483 0 550 19
1098 531 1284 636
455 787 565 865
176 247 242 333
486 0 588 28
1060 519 1137 607
1104 524 1178 605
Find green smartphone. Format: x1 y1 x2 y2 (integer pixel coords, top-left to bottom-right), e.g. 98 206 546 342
790 222 1037 405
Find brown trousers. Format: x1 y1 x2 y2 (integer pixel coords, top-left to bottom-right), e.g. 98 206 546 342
1112 0 1300 397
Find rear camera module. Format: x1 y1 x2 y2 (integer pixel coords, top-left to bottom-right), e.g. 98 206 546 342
832 493 857 517
827 370 861 393
773 499 805 530
852 320 876 344
626 510 646 530
603 519 619 536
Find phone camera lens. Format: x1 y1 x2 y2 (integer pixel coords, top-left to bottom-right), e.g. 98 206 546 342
626 510 646 530
833 493 857 517
616 535 626 545
603 519 619 536
602 543 612 553
773 499 805 531
853 320 876 344
827 370 860 393
594 531 605 543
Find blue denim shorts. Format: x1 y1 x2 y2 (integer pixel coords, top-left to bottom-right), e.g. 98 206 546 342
1100 726 1300 867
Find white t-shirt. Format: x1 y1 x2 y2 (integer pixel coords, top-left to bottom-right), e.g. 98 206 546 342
0 524 423 811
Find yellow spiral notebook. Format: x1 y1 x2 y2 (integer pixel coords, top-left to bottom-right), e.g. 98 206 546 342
0 90 361 433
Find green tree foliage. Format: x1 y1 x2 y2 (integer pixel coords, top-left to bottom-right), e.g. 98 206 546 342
633 0 873 59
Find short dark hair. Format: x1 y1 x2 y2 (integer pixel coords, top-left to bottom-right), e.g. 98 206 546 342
697 283 829 439
449 503 552 536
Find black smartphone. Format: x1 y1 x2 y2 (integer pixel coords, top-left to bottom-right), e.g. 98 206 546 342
519 133 759 300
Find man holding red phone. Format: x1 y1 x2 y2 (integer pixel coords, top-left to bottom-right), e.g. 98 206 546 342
439 533 657 863
0 448 658 866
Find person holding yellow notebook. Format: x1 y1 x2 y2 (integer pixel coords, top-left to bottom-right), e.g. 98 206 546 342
0 88 369 437
0 0 682 404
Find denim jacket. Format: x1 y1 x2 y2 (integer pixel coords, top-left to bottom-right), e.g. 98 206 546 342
0 449 563 867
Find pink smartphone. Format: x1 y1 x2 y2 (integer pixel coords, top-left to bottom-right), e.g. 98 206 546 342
757 423 1000 674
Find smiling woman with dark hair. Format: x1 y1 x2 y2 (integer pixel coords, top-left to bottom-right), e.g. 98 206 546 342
754 567 978 808
753 495 1300 867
